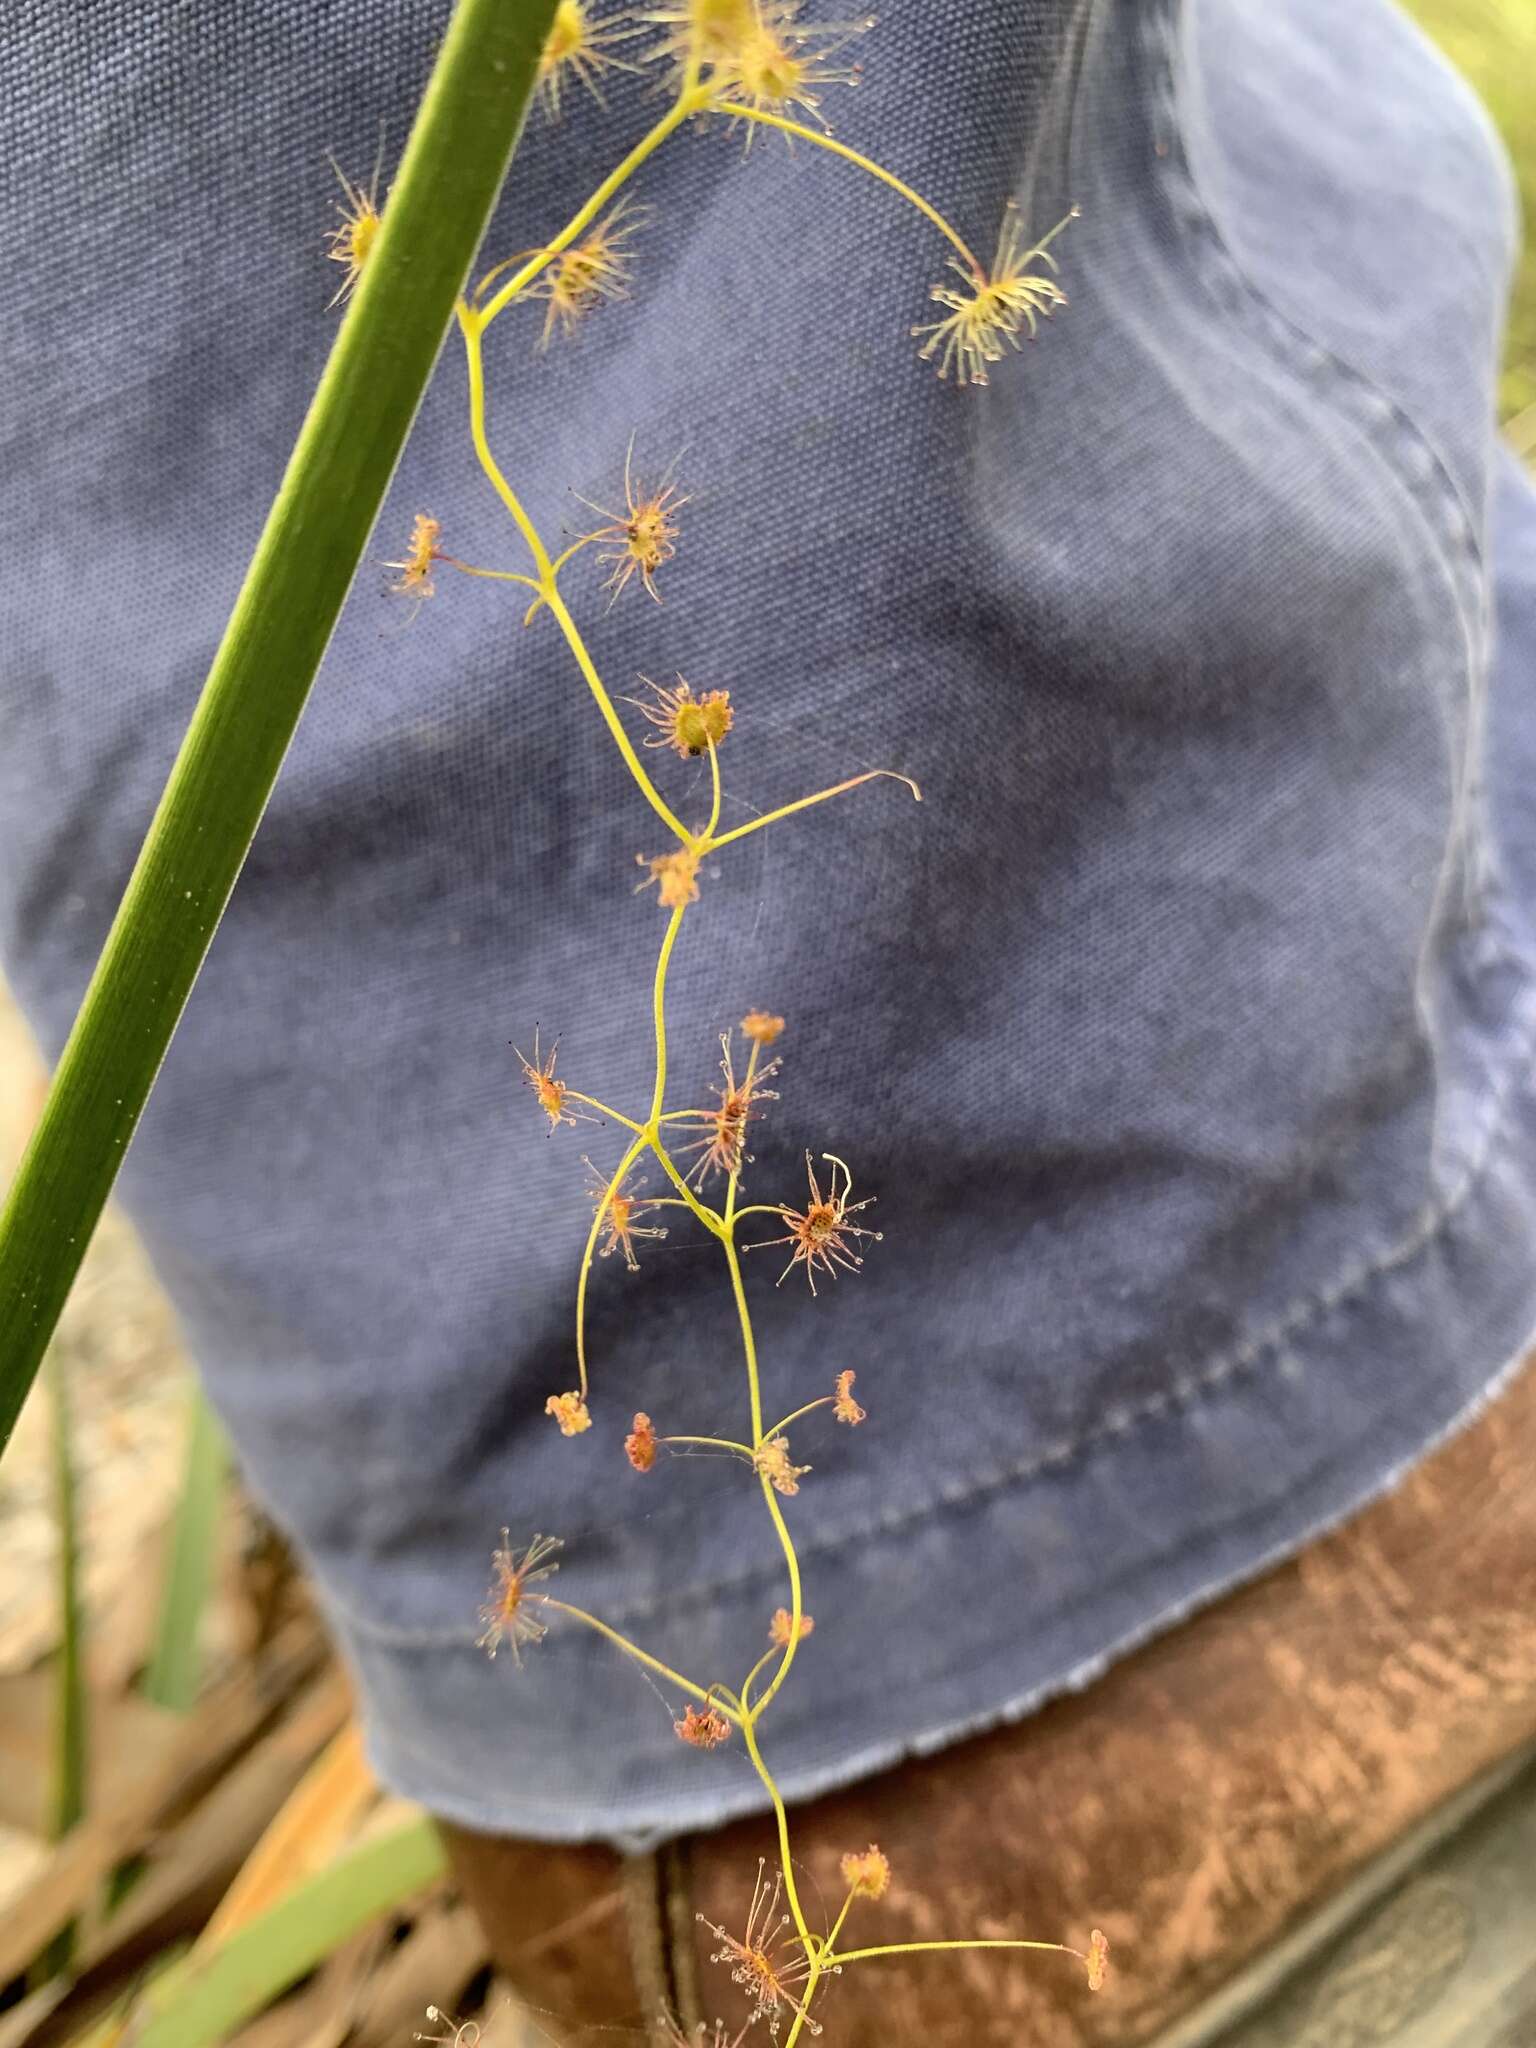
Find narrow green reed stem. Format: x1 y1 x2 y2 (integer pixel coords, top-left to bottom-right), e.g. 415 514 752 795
550 584 694 845
705 737 723 840
442 560 542 592
549 538 594 577
827 1938 1079 1968
457 314 691 845
45 1344 86 1903
717 106 982 273
722 1234 766 1448
123 1815 446 2048
777 1883 858 2043
539 1598 739 1721
662 1432 754 1456
644 1133 722 1234
740 1709 816 1963
820 1889 857 1963
718 1228 806 1718
739 1645 780 1709
143 1386 227 1712
766 1395 833 1437
458 309 552 570
696 1212 811 1728
722 1038 760 1230
629 908 724 1237
780 1930 1083 2048
0 0 558 1459
648 905 687 1122
475 85 712 329
574 910 720 1389
565 1091 643 1131
704 772 920 851
750 1479 805 1718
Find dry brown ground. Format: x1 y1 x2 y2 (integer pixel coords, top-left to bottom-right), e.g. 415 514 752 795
0 984 516 2048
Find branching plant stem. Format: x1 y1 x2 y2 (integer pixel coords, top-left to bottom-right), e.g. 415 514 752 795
460 51 1093 2045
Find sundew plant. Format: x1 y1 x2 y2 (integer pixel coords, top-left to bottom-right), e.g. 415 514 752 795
348 2 1103 2039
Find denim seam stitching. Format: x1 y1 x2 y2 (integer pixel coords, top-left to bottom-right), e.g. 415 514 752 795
1143 0 1485 642
1144 0 1505 937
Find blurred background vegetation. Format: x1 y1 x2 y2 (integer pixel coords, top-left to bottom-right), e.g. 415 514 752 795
1408 0 1536 428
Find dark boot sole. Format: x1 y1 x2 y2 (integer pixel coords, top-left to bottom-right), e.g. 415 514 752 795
1147 1740 1536 2048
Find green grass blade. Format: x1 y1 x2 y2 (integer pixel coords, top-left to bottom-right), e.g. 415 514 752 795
45 1346 87 1841
142 1387 227 1714
68 1948 190 2048
0 0 558 1460
37 1344 88 1980
96 1815 446 2048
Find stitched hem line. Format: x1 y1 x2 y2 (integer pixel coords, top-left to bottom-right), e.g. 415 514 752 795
1149 0 1489 619
350 1319 1536 1848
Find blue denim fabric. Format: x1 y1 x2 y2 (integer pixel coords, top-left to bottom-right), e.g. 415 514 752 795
3 0 1535 1845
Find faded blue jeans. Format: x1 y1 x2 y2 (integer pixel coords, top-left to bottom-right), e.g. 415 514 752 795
3 0 1535 1845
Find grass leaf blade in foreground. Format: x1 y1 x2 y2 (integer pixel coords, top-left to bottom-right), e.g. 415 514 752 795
143 1386 228 1713
78 1816 446 2048
0 0 558 1458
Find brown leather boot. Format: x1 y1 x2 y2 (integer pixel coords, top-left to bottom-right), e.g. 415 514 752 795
441 1355 1536 2045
